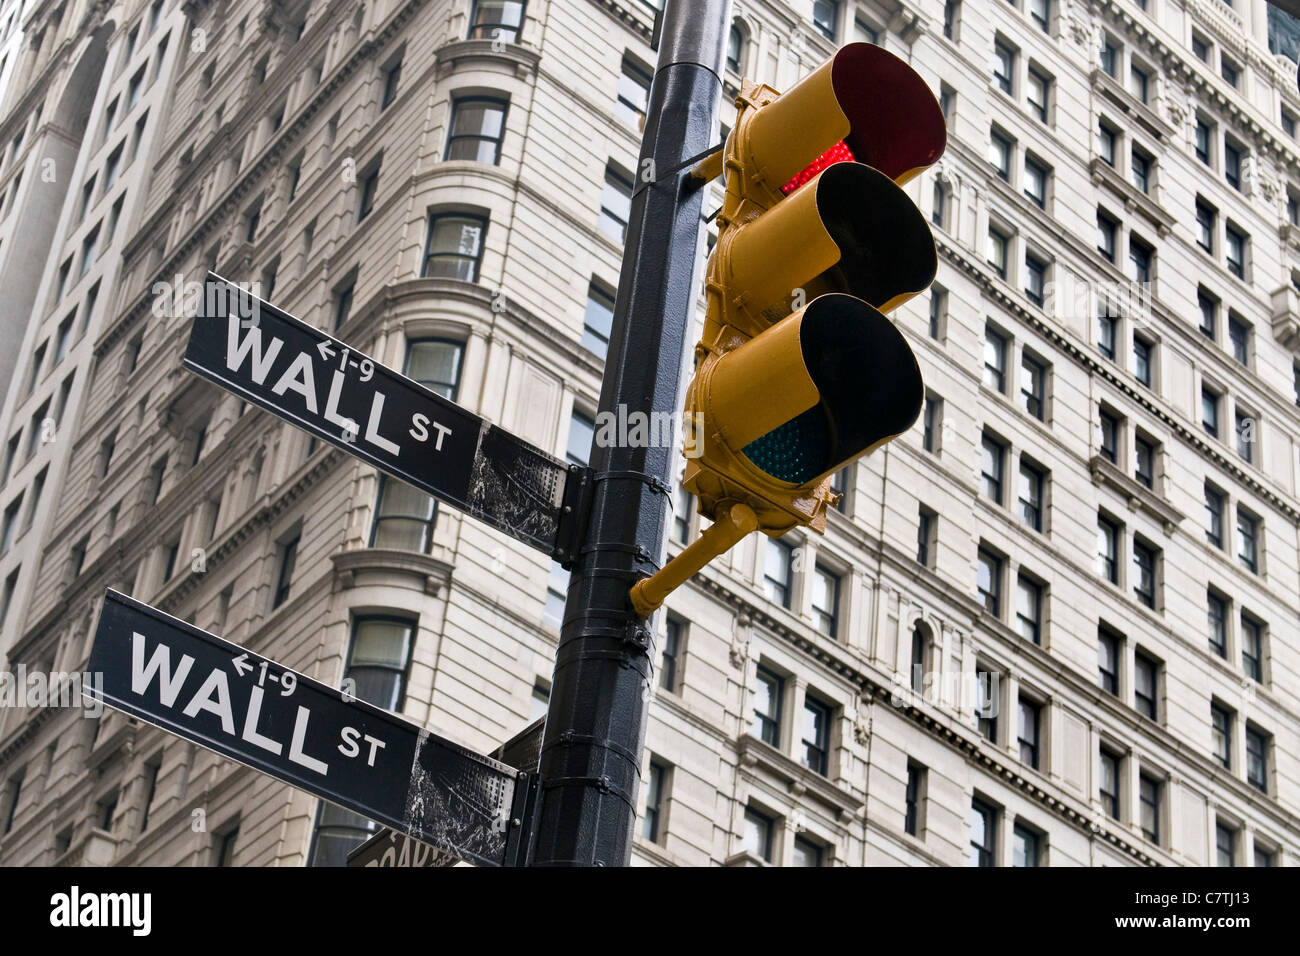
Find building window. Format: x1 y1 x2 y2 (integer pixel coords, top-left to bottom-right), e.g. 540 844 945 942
1139 774 1160 844
1018 461 1043 531
672 484 692 544
810 564 840 638
1211 703 1231 769
581 281 615 359
1013 825 1040 867
1029 0 1051 31
1023 155 1048 208
929 285 947 340
1132 539 1157 608
1130 146 1151 193
345 617 415 713
922 393 942 453
742 807 774 863
1196 200 1215 252
1241 615 1264 683
986 226 1009 279
1134 652 1157 720
792 837 823 866
752 666 783 747
1195 118 1212 164
993 39 1015 94
1133 434 1155 488
980 434 1004 504
272 533 299 608
1227 315 1249 365
1223 141 1242 190
1235 411 1254 464
614 55 652 129
1099 749 1120 819
811 0 839 40
641 760 665 843
598 164 634 242
1236 508 1258 573
1098 121 1116 166
1245 727 1268 793
530 680 550 721
983 328 1007 392
726 25 743 73
904 762 925 837
931 178 948 228
1024 253 1046 306
1097 515 1119 583
801 695 831 776
989 129 1012 179
357 163 380 221
976 668 998 742
1207 589 1228 659
1201 387 1220 438
468 0 525 42
916 507 936 568
333 277 355 330
977 547 1002 616
1099 408 1119 462
371 477 437 552
1018 698 1041 768
1198 289 1218 339
1129 236 1152 284
1255 845 1274 868
421 214 486 281
660 616 682 692
1129 63 1149 103
1224 225 1246 279
1020 354 1046 420
910 627 928 692
1098 629 1119 695
214 823 239 866
970 800 996 867
1096 212 1116 262
1216 823 1236 867
1027 67 1050 123
1133 337 1152 387
763 539 793 609
1015 575 1042 644
445 98 508 164
943 0 960 40
1100 35 1118 75
381 57 402 110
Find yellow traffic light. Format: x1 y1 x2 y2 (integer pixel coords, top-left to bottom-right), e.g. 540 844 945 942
630 43 945 617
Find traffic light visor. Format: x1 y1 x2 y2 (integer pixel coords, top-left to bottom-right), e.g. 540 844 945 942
705 294 924 486
745 42 946 190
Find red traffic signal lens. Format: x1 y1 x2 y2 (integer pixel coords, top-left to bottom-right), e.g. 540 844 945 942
782 141 855 196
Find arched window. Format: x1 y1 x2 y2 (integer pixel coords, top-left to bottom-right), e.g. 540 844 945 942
726 24 744 74
909 623 931 693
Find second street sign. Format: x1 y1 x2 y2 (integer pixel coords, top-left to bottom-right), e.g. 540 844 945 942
182 274 577 557
87 590 521 867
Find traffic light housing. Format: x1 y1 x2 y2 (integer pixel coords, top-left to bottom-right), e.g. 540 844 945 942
631 42 945 616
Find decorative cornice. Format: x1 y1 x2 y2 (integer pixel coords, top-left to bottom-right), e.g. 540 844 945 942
330 547 453 596
1088 454 1186 534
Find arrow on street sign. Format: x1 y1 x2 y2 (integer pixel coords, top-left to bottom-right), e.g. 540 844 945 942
87 589 524 867
182 274 585 559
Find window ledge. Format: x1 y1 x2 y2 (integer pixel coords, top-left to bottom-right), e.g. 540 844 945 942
331 548 453 595
433 38 540 80
722 850 769 867
1089 68 1173 143
1088 455 1184 535
736 733 862 821
1087 158 1175 238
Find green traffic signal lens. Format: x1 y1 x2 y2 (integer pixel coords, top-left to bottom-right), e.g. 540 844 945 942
742 408 831 485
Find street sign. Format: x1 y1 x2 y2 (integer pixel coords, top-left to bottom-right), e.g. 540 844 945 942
182 274 582 559
347 828 461 868
87 589 521 868
348 717 546 867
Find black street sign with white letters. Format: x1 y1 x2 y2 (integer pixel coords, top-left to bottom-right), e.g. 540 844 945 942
182 274 575 557
87 590 519 867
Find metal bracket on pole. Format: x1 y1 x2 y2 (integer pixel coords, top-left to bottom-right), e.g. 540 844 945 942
552 465 596 569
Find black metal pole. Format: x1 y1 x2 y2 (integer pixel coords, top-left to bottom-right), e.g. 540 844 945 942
530 0 729 866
